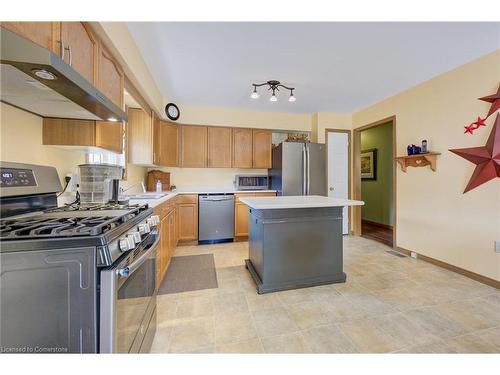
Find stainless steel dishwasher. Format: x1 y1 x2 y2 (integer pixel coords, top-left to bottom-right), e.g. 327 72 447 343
198 194 235 244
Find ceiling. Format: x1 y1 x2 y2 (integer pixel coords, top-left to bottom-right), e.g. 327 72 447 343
127 22 499 114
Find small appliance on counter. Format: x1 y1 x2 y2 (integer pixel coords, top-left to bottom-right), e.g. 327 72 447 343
234 175 269 190
147 170 170 192
78 164 123 203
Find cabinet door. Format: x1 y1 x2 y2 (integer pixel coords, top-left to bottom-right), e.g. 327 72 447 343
160 121 179 167
178 203 198 241
252 129 272 168
1 22 58 52
180 125 207 168
232 128 253 168
97 44 124 108
160 215 170 279
60 22 97 84
168 212 176 259
42 118 95 146
127 108 153 165
234 202 250 237
152 112 161 165
95 121 123 153
208 127 232 167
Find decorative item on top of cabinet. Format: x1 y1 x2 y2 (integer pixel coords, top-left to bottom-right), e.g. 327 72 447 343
252 129 272 168
146 170 170 192
208 126 232 168
232 128 253 168
0 22 59 52
179 125 208 168
97 43 124 109
42 118 123 153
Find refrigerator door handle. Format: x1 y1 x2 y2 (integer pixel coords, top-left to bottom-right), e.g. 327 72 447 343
306 144 311 195
302 144 307 195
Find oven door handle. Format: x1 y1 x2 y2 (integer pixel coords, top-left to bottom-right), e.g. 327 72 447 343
116 231 160 278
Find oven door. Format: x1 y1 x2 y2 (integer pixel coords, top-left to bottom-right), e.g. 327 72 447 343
100 229 159 353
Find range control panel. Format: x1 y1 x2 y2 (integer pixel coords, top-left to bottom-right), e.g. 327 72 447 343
0 168 37 187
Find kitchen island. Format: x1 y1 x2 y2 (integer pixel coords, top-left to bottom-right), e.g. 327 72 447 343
239 195 364 294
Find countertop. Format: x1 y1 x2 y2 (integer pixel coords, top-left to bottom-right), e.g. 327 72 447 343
239 195 364 210
126 189 277 209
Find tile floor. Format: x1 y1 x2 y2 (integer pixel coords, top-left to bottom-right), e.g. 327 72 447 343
150 236 500 353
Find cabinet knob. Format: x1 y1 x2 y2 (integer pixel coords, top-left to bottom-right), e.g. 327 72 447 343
329 186 334 191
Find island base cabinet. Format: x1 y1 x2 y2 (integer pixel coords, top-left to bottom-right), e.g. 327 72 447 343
245 206 346 294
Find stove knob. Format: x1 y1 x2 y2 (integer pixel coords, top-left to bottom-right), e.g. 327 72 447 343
132 231 142 243
126 235 136 248
152 215 160 225
119 238 131 252
139 223 151 234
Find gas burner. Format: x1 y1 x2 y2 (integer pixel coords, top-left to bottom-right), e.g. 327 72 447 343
48 202 147 212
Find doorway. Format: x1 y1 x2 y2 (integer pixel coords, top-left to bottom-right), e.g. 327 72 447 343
353 116 396 248
325 129 351 235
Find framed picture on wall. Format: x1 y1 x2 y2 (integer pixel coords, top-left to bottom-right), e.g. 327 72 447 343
361 148 377 180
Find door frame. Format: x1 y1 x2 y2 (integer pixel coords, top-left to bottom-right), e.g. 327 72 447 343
352 116 397 248
325 128 352 234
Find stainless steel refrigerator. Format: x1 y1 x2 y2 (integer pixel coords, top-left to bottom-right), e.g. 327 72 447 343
269 142 326 196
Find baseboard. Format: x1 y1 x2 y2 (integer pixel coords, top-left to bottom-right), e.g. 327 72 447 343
362 219 393 230
234 236 248 242
396 246 500 289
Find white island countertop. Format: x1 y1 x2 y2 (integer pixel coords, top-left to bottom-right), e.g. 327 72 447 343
239 195 364 210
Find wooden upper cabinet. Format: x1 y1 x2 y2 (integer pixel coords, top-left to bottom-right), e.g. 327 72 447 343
180 125 207 168
208 127 232 168
252 129 272 168
42 118 123 153
160 121 179 167
232 128 253 168
60 22 97 84
1 22 58 52
95 121 123 153
97 44 124 109
152 112 161 165
128 108 153 165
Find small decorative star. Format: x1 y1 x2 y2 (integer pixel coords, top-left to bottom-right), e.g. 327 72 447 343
472 117 487 127
450 113 500 193
464 124 475 134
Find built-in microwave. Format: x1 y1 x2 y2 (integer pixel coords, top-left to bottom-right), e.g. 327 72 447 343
234 175 269 190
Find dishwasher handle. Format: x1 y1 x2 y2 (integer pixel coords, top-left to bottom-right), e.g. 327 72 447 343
199 195 235 202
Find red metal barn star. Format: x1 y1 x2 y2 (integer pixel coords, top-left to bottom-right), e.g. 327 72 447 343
479 84 500 118
449 113 500 193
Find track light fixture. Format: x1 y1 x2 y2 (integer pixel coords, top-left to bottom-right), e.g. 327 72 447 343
250 80 296 103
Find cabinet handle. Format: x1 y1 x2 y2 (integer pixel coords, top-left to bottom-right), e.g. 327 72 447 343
65 45 72 66
57 40 65 61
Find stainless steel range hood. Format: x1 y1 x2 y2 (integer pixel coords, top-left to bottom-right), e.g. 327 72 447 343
0 27 127 122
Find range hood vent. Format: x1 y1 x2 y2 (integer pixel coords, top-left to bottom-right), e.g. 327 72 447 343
0 27 127 122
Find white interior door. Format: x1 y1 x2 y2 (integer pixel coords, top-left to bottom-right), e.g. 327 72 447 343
327 132 349 234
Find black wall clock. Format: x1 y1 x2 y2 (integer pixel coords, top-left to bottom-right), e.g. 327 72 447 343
165 103 180 121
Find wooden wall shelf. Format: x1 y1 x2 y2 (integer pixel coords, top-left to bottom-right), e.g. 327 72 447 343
395 152 441 172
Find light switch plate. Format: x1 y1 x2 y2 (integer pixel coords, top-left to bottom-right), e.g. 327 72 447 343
495 241 500 253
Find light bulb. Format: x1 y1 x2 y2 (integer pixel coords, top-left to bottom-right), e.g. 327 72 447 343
270 94 278 102
288 94 296 102
250 87 259 99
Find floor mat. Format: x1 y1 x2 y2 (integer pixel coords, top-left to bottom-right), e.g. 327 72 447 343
158 254 218 295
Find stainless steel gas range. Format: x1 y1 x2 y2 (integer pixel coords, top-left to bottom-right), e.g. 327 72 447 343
0 162 160 353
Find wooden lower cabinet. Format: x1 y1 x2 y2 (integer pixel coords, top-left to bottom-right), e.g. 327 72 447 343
177 195 199 242
155 199 180 287
234 192 276 239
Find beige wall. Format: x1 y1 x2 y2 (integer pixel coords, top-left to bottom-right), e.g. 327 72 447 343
353 50 500 281
316 112 353 143
0 103 85 185
178 105 312 132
